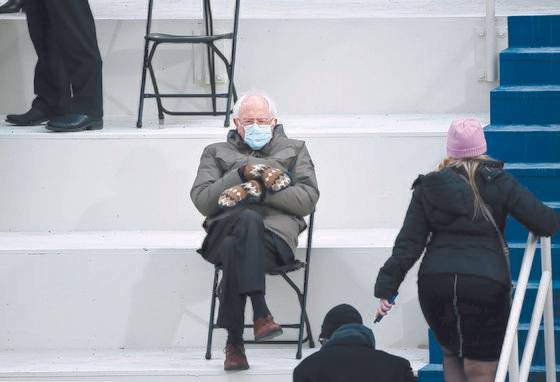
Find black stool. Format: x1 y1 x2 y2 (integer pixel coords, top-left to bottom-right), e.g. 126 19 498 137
137 0 240 128
205 213 316 360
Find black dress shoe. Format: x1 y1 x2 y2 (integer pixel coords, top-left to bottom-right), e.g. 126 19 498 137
6 107 51 126
46 114 103 132
0 0 24 14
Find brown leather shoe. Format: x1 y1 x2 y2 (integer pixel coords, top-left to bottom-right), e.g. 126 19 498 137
253 315 283 341
224 343 249 371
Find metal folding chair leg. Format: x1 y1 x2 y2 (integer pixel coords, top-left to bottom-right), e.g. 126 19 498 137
136 40 150 128
204 0 217 115
224 0 240 127
205 268 220 360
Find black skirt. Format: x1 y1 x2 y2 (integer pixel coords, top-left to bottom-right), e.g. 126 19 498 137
418 273 511 361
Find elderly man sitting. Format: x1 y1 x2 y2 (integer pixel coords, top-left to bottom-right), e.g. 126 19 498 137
190 92 319 371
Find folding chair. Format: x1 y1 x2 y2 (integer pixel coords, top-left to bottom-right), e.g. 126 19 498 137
205 212 316 360
136 0 240 128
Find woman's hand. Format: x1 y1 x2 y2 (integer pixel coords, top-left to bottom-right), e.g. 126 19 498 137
376 298 394 318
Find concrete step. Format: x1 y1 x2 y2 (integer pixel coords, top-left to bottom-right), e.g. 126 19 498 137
0 114 474 232
0 229 429 351
505 163 560 202
508 15 560 48
500 48 560 86
486 125 560 163
490 86 560 125
506 202 560 243
0 347 428 381
419 363 560 382
509 243 560 281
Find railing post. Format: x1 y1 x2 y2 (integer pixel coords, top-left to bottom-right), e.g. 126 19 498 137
519 271 552 381
485 0 497 82
508 336 520 382
495 233 538 382
540 237 556 382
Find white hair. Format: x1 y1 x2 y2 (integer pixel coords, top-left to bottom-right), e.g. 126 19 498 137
232 90 278 119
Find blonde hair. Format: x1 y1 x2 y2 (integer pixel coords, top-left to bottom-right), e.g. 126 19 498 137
437 155 494 220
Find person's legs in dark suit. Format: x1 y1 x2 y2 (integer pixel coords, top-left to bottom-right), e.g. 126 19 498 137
44 0 103 131
5 0 69 125
45 0 102 118
27 0 70 116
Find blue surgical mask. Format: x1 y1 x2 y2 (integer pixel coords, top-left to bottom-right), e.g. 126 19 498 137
243 123 273 150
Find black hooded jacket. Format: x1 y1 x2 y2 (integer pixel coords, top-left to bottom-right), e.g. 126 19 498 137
293 324 415 382
375 161 560 299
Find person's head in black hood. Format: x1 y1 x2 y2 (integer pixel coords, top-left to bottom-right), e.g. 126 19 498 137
319 303 363 344
293 304 415 382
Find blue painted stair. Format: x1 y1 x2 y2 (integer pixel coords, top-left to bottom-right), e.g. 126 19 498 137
419 15 560 382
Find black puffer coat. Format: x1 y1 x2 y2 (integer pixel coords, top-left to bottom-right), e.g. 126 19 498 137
375 161 560 299
293 324 415 382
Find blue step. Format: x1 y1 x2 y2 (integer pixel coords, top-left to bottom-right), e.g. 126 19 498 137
500 48 560 86
490 86 560 125
516 282 560 323
517 323 560 367
510 243 560 281
508 16 560 48
486 125 560 163
506 202 560 243
505 163 560 202
428 324 560 366
418 363 560 382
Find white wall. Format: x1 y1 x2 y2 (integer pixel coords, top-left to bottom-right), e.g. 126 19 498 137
0 16 507 116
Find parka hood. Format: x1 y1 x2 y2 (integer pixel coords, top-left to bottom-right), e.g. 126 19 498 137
323 324 376 350
420 161 504 218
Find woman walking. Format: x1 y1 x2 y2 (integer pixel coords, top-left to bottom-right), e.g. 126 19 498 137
374 119 560 382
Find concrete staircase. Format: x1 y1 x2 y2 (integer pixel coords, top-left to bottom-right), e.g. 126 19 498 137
1 1 560 380
419 15 560 382
0 116 443 381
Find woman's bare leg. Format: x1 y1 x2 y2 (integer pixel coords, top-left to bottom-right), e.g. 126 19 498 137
442 347 467 382
463 358 498 382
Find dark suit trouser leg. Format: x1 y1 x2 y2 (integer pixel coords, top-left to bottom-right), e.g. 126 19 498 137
216 210 268 334
25 0 70 115
44 0 103 117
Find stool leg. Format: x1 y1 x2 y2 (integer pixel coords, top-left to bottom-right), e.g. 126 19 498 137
205 268 220 360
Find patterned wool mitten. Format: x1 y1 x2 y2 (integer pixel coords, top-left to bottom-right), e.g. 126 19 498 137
262 167 291 192
218 180 263 208
240 163 269 181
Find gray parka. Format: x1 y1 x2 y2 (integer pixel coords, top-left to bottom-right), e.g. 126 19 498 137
190 125 319 253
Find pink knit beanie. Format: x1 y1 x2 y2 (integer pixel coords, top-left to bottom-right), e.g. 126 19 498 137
447 119 487 159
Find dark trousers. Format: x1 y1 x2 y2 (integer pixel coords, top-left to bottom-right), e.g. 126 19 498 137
199 209 294 334
25 0 103 117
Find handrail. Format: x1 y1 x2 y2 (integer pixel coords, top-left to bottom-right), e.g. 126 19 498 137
495 233 555 382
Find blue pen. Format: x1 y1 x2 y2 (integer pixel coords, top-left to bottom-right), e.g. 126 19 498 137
374 294 398 323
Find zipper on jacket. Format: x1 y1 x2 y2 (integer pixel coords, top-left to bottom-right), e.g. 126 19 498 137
453 274 464 358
